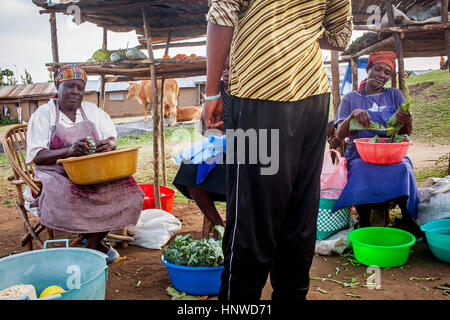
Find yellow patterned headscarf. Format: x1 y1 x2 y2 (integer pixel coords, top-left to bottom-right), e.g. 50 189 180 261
55 65 87 84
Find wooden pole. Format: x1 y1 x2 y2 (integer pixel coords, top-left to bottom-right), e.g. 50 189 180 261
443 0 450 74
49 12 59 63
164 31 172 56
391 68 397 88
100 28 107 109
160 31 171 187
102 28 108 50
351 58 358 91
330 50 341 117
99 76 106 110
341 36 395 60
160 77 167 187
385 0 406 96
142 8 161 209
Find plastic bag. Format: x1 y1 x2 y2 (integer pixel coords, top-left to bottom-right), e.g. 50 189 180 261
416 175 450 226
320 149 348 198
128 209 182 249
315 215 358 255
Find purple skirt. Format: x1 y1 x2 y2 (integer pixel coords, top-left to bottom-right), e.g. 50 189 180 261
34 164 144 233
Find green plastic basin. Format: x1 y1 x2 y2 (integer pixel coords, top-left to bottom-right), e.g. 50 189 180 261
348 227 416 268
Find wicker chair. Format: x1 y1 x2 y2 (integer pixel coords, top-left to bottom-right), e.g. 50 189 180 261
2 124 134 250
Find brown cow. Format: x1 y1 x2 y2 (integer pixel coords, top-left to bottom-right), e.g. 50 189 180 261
126 79 179 126
164 104 203 122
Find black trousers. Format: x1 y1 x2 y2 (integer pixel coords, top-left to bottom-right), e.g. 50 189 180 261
219 93 330 301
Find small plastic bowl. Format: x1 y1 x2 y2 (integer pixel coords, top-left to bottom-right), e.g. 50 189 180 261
139 184 175 213
348 227 416 268
420 219 450 263
161 255 224 296
354 138 411 165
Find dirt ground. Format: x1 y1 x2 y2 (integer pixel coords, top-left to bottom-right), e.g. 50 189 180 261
0 141 449 300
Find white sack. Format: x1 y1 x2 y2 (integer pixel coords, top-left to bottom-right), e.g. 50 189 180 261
416 175 450 226
128 209 182 249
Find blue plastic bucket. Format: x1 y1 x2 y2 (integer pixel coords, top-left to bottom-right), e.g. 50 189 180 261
161 255 224 296
421 219 450 263
0 240 108 300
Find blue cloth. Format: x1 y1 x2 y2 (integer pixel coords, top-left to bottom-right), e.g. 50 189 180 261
333 87 418 218
333 156 419 219
196 162 217 184
173 135 225 165
174 135 226 184
341 57 368 96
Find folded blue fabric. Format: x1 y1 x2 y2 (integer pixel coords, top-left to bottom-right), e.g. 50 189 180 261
208 135 226 147
174 135 226 165
196 162 217 184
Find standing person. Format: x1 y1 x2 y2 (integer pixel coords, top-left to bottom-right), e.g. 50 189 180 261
203 1 352 300
173 57 232 239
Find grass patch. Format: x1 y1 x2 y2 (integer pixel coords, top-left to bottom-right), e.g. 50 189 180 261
405 70 450 143
118 124 210 204
117 124 203 149
414 153 449 186
415 168 448 186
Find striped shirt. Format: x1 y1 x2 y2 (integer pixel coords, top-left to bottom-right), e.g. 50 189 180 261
206 0 353 102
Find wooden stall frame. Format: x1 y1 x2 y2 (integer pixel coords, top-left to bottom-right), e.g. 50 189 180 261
36 1 211 211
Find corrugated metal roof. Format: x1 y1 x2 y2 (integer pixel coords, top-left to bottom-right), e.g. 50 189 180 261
0 82 56 100
0 81 99 100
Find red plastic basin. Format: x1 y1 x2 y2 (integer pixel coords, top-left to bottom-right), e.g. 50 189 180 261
139 184 176 213
354 138 411 165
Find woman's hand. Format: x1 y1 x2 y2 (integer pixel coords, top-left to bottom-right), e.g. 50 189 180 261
351 109 372 128
68 138 91 157
201 98 224 134
395 111 412 126
397 111 413 135
95 138 117 153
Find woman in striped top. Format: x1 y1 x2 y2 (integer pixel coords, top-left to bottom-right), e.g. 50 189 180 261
203 0 353 301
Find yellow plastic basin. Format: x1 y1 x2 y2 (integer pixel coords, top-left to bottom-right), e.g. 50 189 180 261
57 147 141 185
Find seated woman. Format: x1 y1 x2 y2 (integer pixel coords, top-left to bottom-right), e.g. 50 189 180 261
172 57 231 239
26 65 144 263
333 51 422 237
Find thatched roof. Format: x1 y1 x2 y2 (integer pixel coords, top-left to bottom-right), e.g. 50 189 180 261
352 0 437 25
32 0 208 43
343 0 449 59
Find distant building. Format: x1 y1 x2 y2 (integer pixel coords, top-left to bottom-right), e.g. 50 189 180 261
0 82 98 123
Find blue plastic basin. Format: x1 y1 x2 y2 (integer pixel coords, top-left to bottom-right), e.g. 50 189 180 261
421 219 450 263
161 255 224 296
0 240 108 300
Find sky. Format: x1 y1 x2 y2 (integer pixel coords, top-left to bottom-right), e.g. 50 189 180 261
0 0 441 84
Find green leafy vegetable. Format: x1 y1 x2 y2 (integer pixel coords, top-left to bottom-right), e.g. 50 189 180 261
390 134 410 143
86 136 96 154
166 286 207 300
350 89 412 144
386 88 411 142
349 119 391 133
368 135 380 143
162 225 225 267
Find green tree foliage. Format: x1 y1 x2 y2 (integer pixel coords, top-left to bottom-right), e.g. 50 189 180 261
20 69 33 84
0 68 17 86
